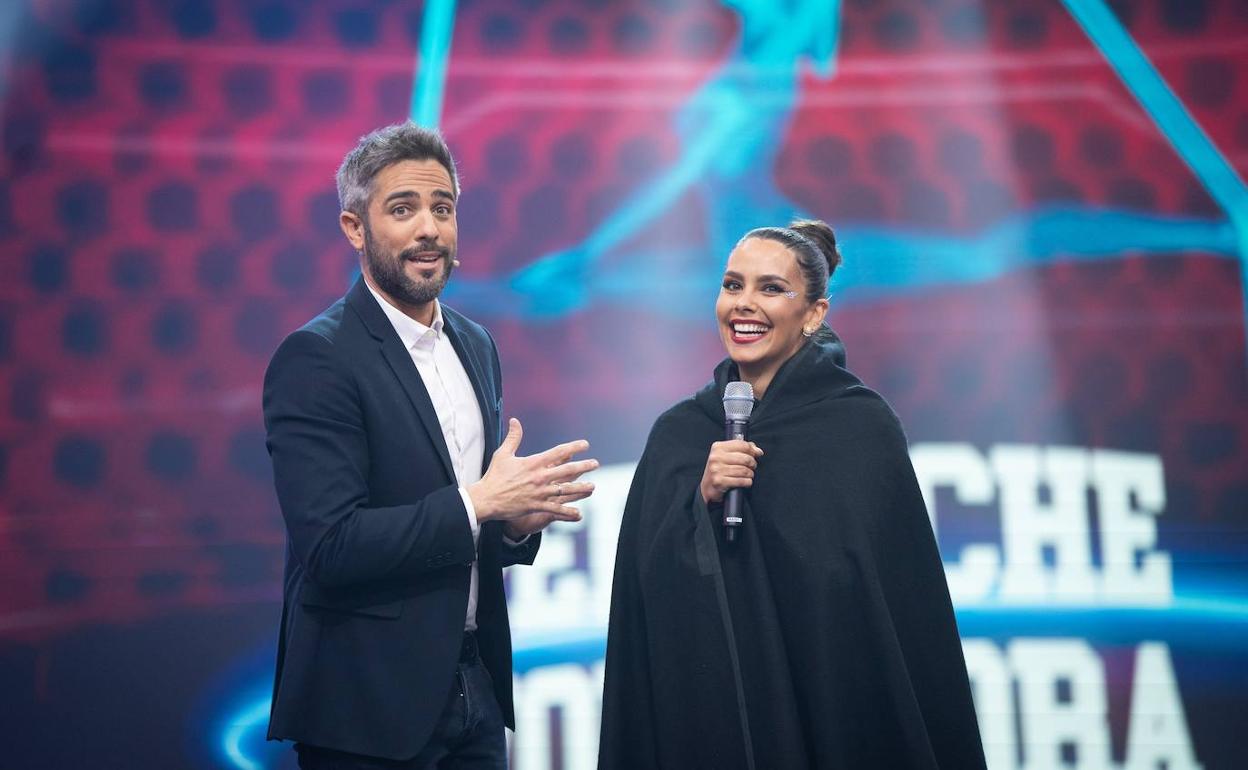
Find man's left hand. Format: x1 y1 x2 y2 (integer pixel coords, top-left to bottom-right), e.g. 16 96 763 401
503 512 566 541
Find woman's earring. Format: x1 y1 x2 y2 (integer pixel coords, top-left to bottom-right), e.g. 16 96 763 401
802 327 814 337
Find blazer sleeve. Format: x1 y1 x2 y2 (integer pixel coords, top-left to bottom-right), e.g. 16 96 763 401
263 329 477 589
485 528 541 569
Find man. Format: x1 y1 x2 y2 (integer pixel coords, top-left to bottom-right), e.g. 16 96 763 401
263 122 596 768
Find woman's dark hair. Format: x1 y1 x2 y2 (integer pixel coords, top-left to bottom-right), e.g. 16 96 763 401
740 218 841 303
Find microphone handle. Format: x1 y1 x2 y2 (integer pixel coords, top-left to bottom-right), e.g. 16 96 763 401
723 420 747 542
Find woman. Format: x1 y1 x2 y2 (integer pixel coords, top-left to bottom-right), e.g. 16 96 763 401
598 221 986 769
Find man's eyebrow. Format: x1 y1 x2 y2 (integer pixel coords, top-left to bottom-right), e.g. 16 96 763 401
383 190 417 204
382 189 456 205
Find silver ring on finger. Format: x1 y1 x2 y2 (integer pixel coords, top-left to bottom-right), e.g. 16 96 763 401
552 482 565 499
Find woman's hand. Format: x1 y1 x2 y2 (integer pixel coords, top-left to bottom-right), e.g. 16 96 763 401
699 440 764 505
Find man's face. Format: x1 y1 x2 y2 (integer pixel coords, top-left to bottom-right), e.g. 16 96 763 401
349 158 458 313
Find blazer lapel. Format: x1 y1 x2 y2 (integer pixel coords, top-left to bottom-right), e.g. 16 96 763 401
442 313 499 472
346 278 457 484
441 309 504 557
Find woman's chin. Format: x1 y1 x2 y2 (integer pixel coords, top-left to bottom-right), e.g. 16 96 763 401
726 347 767 369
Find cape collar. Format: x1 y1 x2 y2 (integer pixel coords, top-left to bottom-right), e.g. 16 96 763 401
695 331 860 426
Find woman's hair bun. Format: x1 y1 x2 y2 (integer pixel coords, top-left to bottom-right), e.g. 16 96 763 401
789 219 841 275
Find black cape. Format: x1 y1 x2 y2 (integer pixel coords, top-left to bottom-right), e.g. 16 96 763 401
599 335 986 770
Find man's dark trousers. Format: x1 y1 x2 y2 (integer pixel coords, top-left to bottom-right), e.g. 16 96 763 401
294 634 507 769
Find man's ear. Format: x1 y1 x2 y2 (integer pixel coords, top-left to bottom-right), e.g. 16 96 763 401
340 211 365 252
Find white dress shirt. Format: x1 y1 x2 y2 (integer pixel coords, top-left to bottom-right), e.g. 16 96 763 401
366 282 486 631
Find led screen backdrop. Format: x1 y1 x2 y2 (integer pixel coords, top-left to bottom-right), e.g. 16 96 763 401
1 0 1246 768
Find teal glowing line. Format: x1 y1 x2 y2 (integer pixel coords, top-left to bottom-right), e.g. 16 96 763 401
510 0 843 313
221 697 271 770
1060 0 1248 217
216 591 1247 760
830 206 1237 300
1172 596 1248 621
810 0 841 77
953 598 1248 620
446 207 1238 318
1061 0 1248 348
410 0 457 127
508 591 1248 672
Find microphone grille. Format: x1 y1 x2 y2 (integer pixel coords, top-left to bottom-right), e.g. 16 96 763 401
723 381 755 420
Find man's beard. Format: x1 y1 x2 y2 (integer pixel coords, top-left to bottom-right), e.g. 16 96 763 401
363 226 455 307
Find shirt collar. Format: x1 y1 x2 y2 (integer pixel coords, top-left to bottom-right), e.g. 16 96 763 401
364 279 443 350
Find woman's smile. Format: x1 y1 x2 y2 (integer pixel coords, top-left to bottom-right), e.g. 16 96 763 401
727 318 773 345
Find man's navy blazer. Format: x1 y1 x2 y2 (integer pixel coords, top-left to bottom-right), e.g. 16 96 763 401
263 277 539 760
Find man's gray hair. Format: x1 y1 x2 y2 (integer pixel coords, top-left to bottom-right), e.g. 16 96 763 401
335 122 459 216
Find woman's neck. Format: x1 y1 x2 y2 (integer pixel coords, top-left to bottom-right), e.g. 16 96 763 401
736 364 776 400
735 338 813 399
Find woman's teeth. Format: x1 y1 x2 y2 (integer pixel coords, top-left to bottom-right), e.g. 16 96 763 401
732 322 768 338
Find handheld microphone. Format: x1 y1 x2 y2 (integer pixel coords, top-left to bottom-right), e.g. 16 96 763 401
722 381 755 543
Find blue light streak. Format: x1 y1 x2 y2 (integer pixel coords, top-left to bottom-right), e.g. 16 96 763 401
217 584 1248 768
221 697 272 770
1060 0 1248 350
498 0 840 315
427 0 1245 328
444 207 1238 319
410 0 456 128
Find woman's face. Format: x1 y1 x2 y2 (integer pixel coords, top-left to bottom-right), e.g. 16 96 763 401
716 237 827 389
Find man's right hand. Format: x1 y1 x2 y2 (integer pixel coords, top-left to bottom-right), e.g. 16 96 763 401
469 418 597 524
